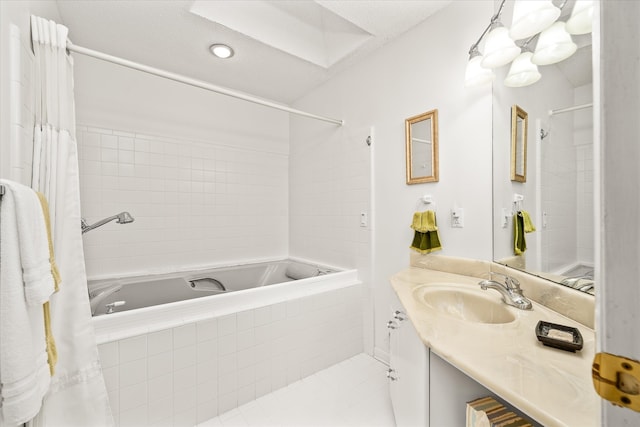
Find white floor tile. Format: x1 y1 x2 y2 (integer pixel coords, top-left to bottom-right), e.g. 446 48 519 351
198 353 395 427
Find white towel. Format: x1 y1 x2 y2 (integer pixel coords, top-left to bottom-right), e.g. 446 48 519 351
4 180 56 306
0 181 52 425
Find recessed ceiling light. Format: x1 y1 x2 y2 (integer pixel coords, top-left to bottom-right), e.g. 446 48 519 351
209 43 234 59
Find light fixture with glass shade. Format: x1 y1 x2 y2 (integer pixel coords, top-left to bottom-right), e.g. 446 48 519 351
531 21 577 65
464 0 588 89
509 0 561 40
566 0 594 35
504 51 541 87
465 47 495 87
481 22 521 68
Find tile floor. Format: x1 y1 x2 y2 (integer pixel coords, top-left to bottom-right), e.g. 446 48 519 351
197 353 396 427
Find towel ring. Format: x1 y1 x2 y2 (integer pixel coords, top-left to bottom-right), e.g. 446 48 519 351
416 194 436 211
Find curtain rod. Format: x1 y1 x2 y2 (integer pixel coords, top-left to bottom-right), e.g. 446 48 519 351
66 42 344 126
549 103 593 116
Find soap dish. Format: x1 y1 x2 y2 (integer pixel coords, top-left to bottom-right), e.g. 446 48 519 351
536 320 583 352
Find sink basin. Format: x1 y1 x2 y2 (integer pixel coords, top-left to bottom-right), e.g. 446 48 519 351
413 284 517 324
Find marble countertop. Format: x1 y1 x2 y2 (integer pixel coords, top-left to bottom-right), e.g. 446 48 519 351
391 267 600 427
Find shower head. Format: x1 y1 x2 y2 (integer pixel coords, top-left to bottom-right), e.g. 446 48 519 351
116 212 135 224
81 211 136 234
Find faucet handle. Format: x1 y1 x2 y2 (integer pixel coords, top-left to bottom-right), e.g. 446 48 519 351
489 271 521 290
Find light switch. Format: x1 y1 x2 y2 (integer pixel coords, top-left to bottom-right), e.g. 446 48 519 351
451 208 464 228
360 212 368 227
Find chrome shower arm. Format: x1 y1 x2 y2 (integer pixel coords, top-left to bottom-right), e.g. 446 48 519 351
81 211 134 234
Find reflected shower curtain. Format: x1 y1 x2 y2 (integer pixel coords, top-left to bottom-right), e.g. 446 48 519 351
29 16 112 426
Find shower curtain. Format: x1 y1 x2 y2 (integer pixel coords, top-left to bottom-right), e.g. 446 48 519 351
28 16 112 426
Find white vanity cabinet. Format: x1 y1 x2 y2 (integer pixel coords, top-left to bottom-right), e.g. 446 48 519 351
389 299 494 427
388 306 429 427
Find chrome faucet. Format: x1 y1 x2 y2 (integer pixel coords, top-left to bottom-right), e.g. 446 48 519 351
88 282 123 315
81 212 134 234
479 272 532 310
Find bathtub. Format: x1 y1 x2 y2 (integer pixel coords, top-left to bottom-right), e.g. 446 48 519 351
92 259 363 423
90 258 359 344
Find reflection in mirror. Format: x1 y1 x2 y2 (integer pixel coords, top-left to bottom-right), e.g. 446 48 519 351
406 109 438 184
492 10 594 296
511 105 528 182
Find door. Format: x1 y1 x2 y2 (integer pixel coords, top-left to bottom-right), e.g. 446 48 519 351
598 1 640 425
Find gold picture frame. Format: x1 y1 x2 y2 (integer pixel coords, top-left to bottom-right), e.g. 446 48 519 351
406 109 439 184
511 105 528 182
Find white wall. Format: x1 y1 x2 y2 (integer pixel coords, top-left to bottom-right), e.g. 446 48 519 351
0 1 62 182
72 55 291 278
291 1 494 361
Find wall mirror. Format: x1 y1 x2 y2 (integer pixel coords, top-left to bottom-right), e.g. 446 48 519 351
511 105 527 182
492 2 594 296
406 109 439 184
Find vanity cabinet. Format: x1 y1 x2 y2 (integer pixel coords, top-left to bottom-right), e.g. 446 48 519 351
388 305 429 427
389 297 494 427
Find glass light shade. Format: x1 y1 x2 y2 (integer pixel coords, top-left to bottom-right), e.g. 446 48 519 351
509 0 561 40
566 0 594 35
531 22 577 65
504 52 541 87
481 26 521 68
465 54 495 87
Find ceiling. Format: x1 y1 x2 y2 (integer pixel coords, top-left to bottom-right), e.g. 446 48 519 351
56 0 452 105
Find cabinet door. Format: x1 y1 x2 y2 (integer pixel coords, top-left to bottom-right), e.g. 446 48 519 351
389 305 429 427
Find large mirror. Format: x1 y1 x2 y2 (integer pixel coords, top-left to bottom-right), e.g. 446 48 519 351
492 4 594 295
406 109 439 184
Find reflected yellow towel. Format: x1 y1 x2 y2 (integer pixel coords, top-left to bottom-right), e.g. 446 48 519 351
36 192 59 376
514 210 535 255
410 210 442 253
521 210 536 233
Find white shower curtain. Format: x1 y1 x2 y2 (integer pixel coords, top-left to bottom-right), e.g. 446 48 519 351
29 16 113 426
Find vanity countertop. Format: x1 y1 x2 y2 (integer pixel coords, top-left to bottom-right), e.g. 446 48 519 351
391 267 600 427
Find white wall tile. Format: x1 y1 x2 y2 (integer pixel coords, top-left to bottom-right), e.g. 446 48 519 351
119 382 147 412
173 366 197 392
119 335 147 363
148 373 173 403
148 351 173 379
173 324 196 349
148 329 173 356
217 314 236 337
174 345 197 370
98 342 119 368
148 395 173 424
119 358 147 388
119 404 147 427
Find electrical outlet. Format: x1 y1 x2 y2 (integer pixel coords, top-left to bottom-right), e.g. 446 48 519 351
360 212 368 227
451 208 464 228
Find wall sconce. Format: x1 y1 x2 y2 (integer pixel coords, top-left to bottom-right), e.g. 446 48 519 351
566 0 594 35
531 21 577 65
509 0 561 40
465 0 593 88
465 47 495 87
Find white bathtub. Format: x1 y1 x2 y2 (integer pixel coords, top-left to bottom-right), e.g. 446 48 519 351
90 259 359 344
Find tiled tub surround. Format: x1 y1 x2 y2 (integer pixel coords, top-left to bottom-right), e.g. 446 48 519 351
97 280 363 426
395 254 598 426
76 124 289 278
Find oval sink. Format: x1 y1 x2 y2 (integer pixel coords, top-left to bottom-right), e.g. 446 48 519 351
413 284 517 324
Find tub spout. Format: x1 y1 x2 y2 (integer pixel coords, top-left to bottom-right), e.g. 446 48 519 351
89 283 123 315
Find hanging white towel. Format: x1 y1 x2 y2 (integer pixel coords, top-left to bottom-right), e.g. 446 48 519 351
3 180 56 306
0 181 53 425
